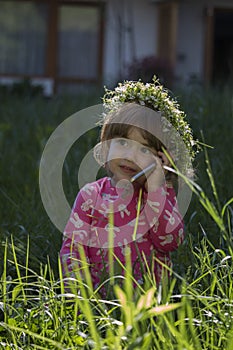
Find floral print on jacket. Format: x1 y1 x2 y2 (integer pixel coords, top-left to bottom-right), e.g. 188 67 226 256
60 177 184 289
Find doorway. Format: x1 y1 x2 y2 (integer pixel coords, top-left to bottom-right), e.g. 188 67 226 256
213 8 233 84
205 7 233 85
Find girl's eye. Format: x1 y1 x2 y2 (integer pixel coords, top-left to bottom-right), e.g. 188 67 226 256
117 138 128 146
141 147 152 154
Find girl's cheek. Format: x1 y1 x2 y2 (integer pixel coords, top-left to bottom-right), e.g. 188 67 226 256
107 145 122 161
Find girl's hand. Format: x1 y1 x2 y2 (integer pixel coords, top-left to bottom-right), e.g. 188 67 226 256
145 151 170 192
157 150 171 168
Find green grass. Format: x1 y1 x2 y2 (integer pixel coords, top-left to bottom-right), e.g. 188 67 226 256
0 92 101 275
0 198 233 349
0 85 233 348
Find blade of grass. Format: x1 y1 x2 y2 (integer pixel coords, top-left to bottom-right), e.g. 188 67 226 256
108 204 114 286
2 239 8 323
10 236 26 304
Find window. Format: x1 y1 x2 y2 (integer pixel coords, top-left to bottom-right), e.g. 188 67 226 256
0 1 48 75
0 0 104 94
58 6 99 79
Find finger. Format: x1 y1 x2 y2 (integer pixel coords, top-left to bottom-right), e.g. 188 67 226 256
158 151 170 166
148 157 164 176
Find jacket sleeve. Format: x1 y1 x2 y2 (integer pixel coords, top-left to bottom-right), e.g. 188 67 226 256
59 183 97 280
143 185 184 253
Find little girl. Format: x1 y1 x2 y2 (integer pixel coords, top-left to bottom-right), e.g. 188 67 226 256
60 78 198 292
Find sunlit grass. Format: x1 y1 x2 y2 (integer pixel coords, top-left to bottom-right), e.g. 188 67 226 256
1 162 233 348
0 85 233 348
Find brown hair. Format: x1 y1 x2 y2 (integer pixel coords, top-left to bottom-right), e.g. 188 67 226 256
97 102 177 188
100 102 164 151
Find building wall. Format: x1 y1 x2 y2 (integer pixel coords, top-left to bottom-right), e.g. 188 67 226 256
0 0 232 93
176 1 205 84
104 0 233 86
176 0 233 84
103 0 158 85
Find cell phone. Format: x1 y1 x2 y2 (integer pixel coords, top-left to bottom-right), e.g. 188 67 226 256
130 163 157 183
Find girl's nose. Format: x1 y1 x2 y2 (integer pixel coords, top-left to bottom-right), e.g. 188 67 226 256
124 144 138 161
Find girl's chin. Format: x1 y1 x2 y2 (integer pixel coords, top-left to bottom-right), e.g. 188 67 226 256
112 175 131 184
112 174 145 188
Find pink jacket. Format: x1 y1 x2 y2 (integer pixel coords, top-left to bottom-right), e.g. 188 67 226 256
60 177 184 289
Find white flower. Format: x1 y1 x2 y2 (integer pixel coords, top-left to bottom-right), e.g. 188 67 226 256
164 210 175 225
159 234 174 245
81 199 93 212
82 184 95 196
70 213 83 228
102 76 199 173
118 204 130 218
147 200 160 213
73 230 88 241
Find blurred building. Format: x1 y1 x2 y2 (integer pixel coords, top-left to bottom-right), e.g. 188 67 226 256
0 0 232 95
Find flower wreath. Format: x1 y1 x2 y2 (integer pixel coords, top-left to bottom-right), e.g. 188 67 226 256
100 76 200 176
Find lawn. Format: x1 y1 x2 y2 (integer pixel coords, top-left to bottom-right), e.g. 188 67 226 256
0 84 232 349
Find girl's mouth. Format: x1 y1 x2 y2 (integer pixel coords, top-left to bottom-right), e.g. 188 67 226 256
119 164 138 174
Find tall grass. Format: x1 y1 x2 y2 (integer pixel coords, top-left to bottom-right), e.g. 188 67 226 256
177 84 233 203
0 92 101 275
0 176 232 348
0 85 233 348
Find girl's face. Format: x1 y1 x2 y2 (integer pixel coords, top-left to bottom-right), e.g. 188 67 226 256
106 127 158 186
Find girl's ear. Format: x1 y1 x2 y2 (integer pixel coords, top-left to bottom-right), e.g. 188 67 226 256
93 141 108 166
